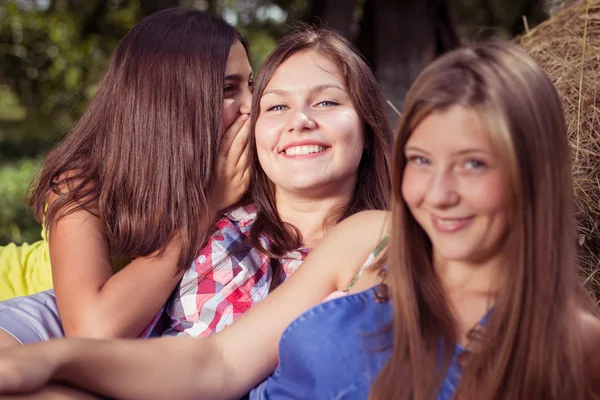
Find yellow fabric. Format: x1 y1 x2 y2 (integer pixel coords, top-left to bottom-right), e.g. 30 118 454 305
0 227 128 301
0 228 52 301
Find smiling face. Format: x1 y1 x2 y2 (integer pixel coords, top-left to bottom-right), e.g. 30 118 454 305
402 106 510 265
254 49 365 197
222 40 253 130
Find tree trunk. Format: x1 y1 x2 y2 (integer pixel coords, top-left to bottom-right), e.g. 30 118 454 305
306 0 359 38
364 0 459 127
139 0 181 17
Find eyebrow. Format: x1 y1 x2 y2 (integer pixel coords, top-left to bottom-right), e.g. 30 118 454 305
262 83 346 97
224 72 253 81
404 145 490 156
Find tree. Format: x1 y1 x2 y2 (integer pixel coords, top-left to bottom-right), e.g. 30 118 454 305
306 0 460 126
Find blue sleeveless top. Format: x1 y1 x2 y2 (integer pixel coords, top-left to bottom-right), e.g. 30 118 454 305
249 286 468 400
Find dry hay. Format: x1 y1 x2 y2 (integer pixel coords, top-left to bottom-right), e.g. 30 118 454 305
519 0 600 301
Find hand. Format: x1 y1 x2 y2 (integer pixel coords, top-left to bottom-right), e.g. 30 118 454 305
0 342 59 395
210 113 251 213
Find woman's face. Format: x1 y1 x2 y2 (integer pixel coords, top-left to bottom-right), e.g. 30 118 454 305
222 40 253 130
255 50 364 197
402 106 510 265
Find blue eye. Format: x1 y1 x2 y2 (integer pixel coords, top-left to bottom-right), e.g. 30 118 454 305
408 155 430 165
465 159 486 169
266 104 287 112
316 100 338 107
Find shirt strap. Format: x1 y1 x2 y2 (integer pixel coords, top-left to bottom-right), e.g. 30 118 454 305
346 235 390 291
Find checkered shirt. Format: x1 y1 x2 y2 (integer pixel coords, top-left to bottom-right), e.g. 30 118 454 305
162 204 309 337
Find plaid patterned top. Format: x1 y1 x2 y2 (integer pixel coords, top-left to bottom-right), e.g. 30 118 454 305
163 204 310 337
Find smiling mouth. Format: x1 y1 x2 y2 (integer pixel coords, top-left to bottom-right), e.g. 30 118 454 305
282 145 329 156
431 216 474 233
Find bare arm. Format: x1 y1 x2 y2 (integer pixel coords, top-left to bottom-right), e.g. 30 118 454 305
49 207 185 338
0 211 388 399
0 384 100 400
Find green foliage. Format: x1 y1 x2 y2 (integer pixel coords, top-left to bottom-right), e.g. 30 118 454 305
0 0 556 245
0 158 42 245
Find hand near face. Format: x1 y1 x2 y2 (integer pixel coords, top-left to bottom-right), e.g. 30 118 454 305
210 112 251 213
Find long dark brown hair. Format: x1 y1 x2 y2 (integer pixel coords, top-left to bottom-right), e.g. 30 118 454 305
370 41 596 399
247 27 391 288
28 8 247 271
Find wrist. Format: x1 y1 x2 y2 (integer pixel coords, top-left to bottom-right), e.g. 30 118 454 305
51 339 81 382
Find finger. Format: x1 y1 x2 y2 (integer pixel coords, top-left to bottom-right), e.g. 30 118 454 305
235 144 250 171
227 116 251 162
240 167 251 192
220 113 249 157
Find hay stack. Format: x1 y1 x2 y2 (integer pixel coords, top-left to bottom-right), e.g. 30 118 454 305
519 0 600 300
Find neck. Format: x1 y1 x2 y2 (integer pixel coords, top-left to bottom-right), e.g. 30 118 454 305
435 254 502 295
275 184 355 249
435 253 502 342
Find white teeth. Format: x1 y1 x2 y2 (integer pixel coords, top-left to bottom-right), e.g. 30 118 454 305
437 219 457 226
284 145 326 156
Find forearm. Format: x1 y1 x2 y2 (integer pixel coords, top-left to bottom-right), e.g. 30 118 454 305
1 384 101 400
80 259 184 338
61 240 184 338
50 337 227 400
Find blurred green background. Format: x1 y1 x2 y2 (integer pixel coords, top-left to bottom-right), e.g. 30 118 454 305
0 0 569 245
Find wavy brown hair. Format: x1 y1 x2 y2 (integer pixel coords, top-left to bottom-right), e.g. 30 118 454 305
28 9 247 271
370 41 596 400
247 27 391 288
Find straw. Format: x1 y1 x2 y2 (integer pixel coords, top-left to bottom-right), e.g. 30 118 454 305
519 0 600 300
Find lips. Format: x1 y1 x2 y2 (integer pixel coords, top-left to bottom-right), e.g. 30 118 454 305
431 215 474 233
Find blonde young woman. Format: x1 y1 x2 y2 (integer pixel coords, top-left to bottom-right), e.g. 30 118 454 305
0 42 599 400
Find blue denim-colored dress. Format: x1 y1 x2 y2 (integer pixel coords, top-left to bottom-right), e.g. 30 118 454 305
249 286 470 400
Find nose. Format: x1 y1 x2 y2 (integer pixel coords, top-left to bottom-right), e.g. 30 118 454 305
286 109 316 133
425 168 460 208
239 84 252 115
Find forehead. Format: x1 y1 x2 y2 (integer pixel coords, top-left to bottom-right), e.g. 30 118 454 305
407 106 495 153
225 41 251 74
264 50 345 90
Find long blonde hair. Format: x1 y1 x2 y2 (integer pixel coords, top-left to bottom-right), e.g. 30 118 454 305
371 41 594 399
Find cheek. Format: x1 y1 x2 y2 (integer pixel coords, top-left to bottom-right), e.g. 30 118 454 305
222 99 239 131
401 166 426 207
467 174 509 217
331 113 365 160
254 118 275 152
345 133 364 167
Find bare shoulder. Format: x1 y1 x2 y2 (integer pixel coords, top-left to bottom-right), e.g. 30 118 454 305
580 310 600 347
579 310 600 393
335 210 390 235
324 210 389 251
306 210 390 289
47 170 97 213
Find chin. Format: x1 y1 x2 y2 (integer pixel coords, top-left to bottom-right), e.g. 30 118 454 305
434 246 478 263
285 181 320 191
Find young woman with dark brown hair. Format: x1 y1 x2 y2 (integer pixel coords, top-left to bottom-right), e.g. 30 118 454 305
0 8 253 345
1 42 598 400
162 26 391 337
